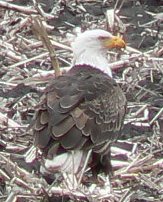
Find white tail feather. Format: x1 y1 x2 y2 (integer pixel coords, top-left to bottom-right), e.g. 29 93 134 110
41 150 87 175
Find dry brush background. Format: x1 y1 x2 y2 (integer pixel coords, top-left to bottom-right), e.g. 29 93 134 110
0 0 163 201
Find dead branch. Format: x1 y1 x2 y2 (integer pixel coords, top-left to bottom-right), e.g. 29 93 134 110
32 17 60 77
0 0 37 15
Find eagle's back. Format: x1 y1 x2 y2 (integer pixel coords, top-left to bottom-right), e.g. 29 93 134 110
33 65 126 175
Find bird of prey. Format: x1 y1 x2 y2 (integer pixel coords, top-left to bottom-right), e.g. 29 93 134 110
32 29 127 178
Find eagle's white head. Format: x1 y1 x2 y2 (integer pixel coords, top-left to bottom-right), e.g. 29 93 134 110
72 29 126 77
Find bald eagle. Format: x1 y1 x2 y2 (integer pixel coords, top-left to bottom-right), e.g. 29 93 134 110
33 29 126 177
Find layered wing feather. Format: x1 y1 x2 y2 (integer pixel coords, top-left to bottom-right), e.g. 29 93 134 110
33 65 126 173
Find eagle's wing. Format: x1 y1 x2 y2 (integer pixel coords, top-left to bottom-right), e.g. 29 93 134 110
33 68 126 174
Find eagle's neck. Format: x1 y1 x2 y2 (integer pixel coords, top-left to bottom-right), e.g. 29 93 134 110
72 49 112 77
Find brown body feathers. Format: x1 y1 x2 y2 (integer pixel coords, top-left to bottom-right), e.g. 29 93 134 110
33 65 126 175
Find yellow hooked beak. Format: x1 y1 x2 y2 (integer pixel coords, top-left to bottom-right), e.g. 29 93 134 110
101 35 126 49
